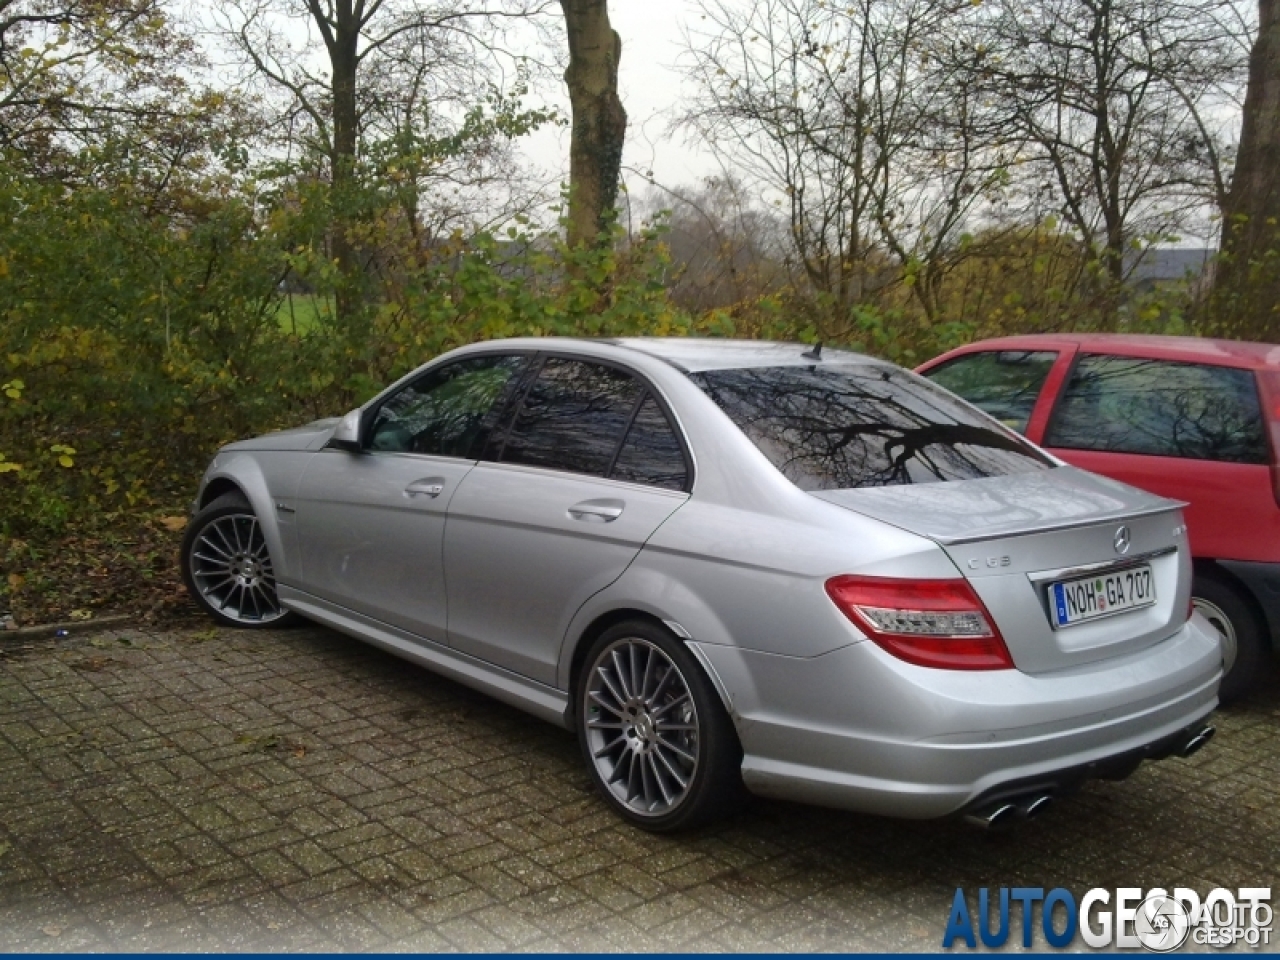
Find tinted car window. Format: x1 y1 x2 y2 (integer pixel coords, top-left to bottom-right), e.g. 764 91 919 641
611 394 688 491
501 358 642 476
367 354 527 458
689 364 1052 490
1045 355 1268 463
923 350 1058 433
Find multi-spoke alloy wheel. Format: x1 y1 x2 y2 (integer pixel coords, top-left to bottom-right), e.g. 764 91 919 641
585 637 700 818
577 620 744 831
181 493 294 628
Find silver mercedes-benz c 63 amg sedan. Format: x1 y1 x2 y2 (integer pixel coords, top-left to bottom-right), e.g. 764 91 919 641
181 338 1223 831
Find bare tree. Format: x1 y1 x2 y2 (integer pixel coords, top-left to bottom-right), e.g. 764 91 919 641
637 175 788 312
975 0 1247 284
1214 0 1280 341
213 0 552 321
559 0 625 248
678 0 1006 333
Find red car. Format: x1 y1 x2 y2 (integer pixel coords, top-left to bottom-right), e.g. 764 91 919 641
918 334 1280 701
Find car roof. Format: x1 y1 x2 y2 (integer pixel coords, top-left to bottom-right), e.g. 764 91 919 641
929 333 1280 371
607 337 879 372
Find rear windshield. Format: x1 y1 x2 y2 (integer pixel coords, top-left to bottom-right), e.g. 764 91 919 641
689 364 1053 490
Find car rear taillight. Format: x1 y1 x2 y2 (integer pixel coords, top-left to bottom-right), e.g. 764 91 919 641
825 575 1015 670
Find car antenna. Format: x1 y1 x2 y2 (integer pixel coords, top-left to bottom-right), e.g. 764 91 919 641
802 341 823 361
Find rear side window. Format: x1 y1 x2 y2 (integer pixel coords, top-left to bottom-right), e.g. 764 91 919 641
500 358 642 476
689 364 1052 490
923 350 1058 433
612 395 688 490
1045 355 1268 464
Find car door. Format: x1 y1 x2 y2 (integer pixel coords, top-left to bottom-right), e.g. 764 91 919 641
444 356 692 686
1041 353 1274 562
920 348 1068 438
293 353 531 642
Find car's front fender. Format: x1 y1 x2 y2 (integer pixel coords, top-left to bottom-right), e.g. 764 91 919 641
195 450 311 587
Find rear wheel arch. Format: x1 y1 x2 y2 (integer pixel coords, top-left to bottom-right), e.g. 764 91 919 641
1193 560 1272 643
1192 560 1272 703
566 608 736 731
573 615 747 830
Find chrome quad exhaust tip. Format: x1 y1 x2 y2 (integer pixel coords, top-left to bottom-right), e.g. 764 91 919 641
1179 724 1215 758
963 793 1054 831
1018 793 1053 820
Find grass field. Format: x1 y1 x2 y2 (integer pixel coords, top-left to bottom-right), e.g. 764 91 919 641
276 293 333 335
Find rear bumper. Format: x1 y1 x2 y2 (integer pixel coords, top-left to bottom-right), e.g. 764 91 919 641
1218 559 1280 650
695 616 1222 819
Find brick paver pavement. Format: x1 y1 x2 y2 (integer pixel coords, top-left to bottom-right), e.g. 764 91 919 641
0 623 1277 952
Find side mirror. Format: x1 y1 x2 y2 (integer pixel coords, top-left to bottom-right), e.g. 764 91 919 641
326 408 363 453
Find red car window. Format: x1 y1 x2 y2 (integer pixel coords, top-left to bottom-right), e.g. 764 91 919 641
921 350 1058 433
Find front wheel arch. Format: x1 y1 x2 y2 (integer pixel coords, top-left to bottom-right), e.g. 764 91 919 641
180 491 298 629
199 477 247 511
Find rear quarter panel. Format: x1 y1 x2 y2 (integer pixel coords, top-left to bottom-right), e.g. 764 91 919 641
555 496 959 691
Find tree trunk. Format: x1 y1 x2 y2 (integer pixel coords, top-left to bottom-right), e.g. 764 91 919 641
330 35 361 328
560 0 627 248
1214 0 1280 342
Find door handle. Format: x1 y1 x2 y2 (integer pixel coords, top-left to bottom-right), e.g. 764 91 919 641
568 498 624 523
404 477 446 498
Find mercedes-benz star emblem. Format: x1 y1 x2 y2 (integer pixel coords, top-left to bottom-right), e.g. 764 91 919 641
1114 525 1132 555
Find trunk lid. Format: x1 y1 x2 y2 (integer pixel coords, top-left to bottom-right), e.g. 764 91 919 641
813 467 1192 674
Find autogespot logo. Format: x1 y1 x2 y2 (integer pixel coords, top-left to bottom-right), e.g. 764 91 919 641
942 886 1273 951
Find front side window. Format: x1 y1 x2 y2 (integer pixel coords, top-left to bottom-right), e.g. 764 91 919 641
367 354 528 458
1045 355 1268 463
689 364 1052 490
500 358 643 476
923 350 1058 433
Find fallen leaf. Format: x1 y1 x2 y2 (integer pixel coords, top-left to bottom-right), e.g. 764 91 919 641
88 638 112 648
6 573 22 591
41 925 60 937
68 609 93 621
0 841 9 860
235 734 281 752
157 516 187 532
72 656 118 672
292 744 307 758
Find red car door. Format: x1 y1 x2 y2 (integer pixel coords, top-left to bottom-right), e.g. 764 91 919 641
1039 352 1278 564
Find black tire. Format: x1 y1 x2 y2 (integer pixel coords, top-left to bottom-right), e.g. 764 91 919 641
1193 573 1269 705
180 491 298 629
576 619 745 832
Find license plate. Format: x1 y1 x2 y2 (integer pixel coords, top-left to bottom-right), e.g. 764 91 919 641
1049 564 1156 628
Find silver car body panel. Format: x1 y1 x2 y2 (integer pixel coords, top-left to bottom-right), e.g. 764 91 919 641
810 466 1180 544
443 461 688 685
191 337 1223 819
293 450 476 644
278 584 570 726
694 615 1219 817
